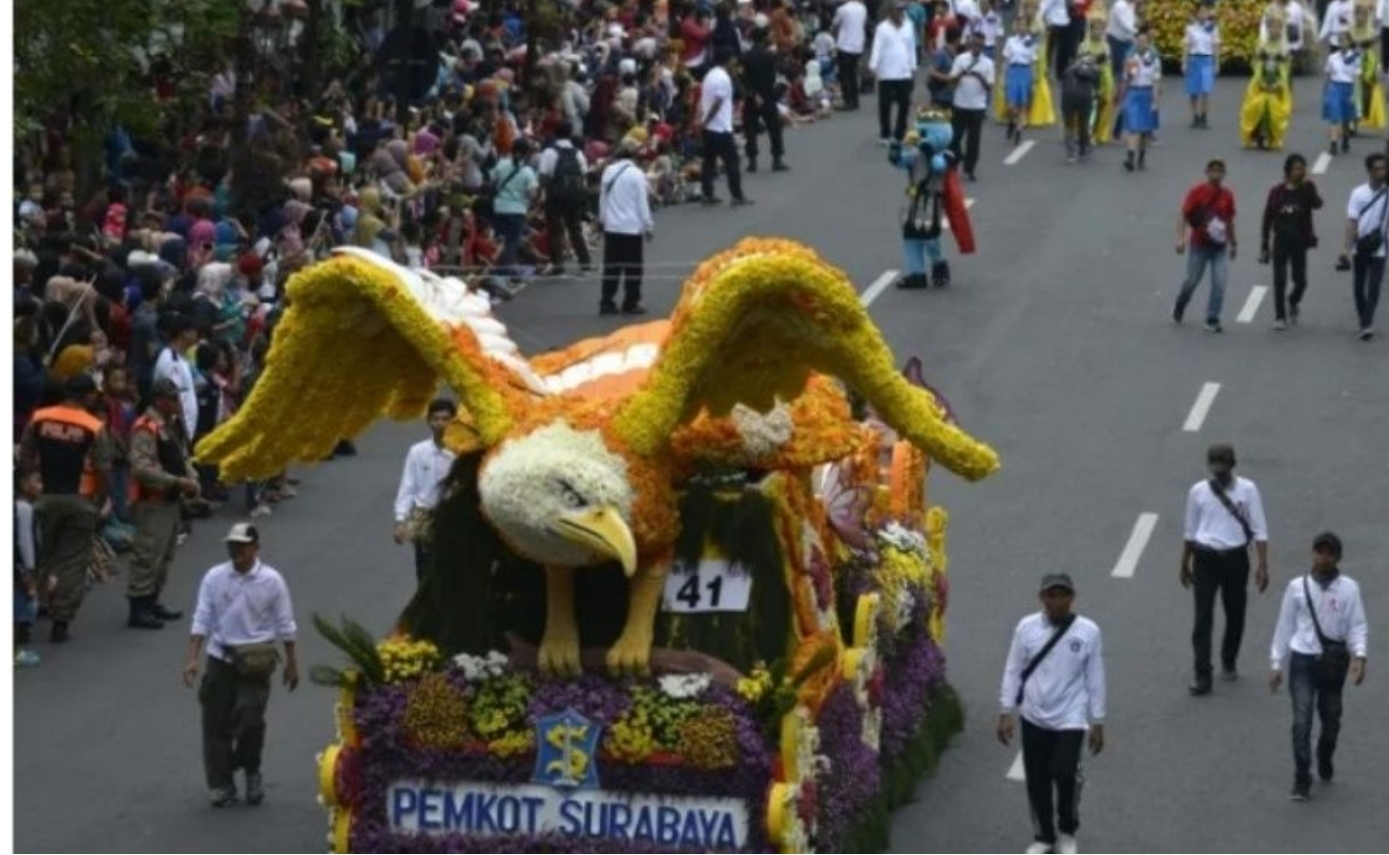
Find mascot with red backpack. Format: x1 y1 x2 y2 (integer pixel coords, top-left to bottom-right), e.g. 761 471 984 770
888 108 977 289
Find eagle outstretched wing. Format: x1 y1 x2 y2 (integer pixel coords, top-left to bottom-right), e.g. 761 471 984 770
610 238 999 481
195 248 547 480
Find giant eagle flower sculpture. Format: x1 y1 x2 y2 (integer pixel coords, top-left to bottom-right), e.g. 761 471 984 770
196 241 999 676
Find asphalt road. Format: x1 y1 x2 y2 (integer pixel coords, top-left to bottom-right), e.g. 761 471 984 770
14 76 1389 854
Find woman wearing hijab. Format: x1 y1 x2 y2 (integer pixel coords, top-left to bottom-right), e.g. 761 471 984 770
191 262 245 346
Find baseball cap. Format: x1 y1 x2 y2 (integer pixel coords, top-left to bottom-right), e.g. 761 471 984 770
1040 573 1076 594
150 377 182 400
223 522 260 544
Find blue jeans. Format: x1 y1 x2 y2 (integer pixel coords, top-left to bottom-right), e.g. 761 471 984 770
1289 651 1346 786
1177 243 1229 323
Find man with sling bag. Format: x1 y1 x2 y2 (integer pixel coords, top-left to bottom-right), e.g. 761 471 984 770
1336 152 1389 340
998 573 1107 855
1180 443 1270 695
1269 532 1369 802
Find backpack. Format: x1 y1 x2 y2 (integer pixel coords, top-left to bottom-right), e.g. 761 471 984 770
548 148 587 204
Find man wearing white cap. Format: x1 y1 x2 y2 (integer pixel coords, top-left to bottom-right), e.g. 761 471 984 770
184 523 299 808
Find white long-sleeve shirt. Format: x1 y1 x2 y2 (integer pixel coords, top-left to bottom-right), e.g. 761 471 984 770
1000 612 1106 730
394 438 456 523
832 0 869 53
1320 0 1354 42
1184 477 1270 550
598 159 654 236
869 18 918 81
190 560 297 662
1040 0 1071 28
1270 574 1370 669
152 346 199 441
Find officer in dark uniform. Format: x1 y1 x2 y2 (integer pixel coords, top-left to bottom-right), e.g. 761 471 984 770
126 377 200 629
740 27 790 174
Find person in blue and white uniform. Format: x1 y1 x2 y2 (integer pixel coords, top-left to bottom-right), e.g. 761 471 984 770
1184 4 1221 128
968 0 1005 59
1003 18 1040 144
1323 35 1362 154
1122 27 1161 172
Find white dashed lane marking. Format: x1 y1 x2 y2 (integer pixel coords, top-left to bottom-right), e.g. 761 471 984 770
1111 513 1160 579
1182 382 1222 433
861 270 901 307
1313 152 1332 175
1004 140 1036 166
1236 286 1267 324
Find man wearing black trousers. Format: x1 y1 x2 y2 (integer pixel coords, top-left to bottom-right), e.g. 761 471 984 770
998 574 1106 855
1180 444 1271 695
869 1 918 143
833 0 869 110
699 49 753 205
597 139 654 315
741 27 789 173
949 30 994 181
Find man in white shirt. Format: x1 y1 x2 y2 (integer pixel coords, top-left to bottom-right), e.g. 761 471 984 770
699 49 752 206
870 1 918 143
998 573 1106 855
833 0 869 109
394 398 459 581
1337 152 1389 340
598 138 655 315
1269 532 1369 801
1319 0 1354 44
1180 443 1271 695
151 314 201 443
950 30 995 181
1106 0 1138 82
183 523 298 808
1039 0 1075 79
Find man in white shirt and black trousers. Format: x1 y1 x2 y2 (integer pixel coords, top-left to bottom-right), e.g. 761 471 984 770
1180 443 1270 696
950 30 995 182
699 48 752 207
870 1 918 144
832 0 869 110
998 573 1106 855
183 523 298 808
393 398 459 581
597 137 655 315
1270 531 1369 802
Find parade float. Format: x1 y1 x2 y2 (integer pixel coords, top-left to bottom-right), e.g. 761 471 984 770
197 240 1000 852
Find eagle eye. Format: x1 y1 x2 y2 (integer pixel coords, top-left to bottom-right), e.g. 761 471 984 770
555 478 586 509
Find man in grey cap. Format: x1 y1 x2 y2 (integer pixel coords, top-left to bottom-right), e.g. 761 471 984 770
126 377 200 630
998 573 1106 855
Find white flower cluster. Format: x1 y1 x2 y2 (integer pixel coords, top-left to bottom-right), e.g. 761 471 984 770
893 589 918 633
452 650 510 681
861 706 883 752
657 673 712 699
877 521 928 555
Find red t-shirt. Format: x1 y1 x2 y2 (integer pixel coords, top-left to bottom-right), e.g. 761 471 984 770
1182 182 1237 249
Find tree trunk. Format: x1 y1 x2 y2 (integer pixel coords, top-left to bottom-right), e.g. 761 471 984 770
300 0 324 101
231 12 258 147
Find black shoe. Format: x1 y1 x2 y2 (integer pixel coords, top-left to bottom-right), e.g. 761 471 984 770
731 197 755 206
1290 303 1300 325
1124 154 1135 172
127 600 165 630
599 303 620 316
245 772 264 806
1205 320 1224 334
1318 756 1334 782
151 602 183 621
1173 302 1186 324
931 261 951 288
1138 151 1147 170
621 304 648 315
1221 666 1239 682
1289 782 1311 802
965 172 977 182
746 159 758 173
897 272 929 289
1188 680 1212 696
772 160 790 172
49 621 70 644
701 195 724 205
210 786 239 808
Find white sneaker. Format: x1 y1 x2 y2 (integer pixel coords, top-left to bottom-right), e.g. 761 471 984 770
1026 843 1053 854
1057 834 1079 854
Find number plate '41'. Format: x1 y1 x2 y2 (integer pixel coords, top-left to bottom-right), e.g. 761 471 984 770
660 560 753 614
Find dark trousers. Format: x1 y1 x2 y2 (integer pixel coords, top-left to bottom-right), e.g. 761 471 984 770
744 96 785 162
950 107 985 177
1107 36 1132 86
414 542 431 583
1048 24 1077 81
601 232 644 309
1021 719 1085 845
700 129 744 201
1351 253 1385 329
1062 95 1093 154
38 494 98 623
878 78 913 141
1289 651 1348 785
544 201 591 268
200 656 271 791
494 212 527 278
1271 242 1309 321
838 50 862 108
1191 546 1251 680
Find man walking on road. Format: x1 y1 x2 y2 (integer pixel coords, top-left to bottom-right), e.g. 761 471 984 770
950 31 995 182
699 49 752 206
184 523 298 808
126 377 200 630
1269 532 1369 802
1175 159 1239 332
598 138 654 315
833 0 869 110
537 128 593 276
1336 152 1389 340
870 1 919 144
394 398 459 581
1180 444 1270 696
998 573 1106 855
1258 153 1323 330
741 27 789 174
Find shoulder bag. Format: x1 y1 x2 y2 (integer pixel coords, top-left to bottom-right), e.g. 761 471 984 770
1207 478 1254 547
1302 575 1352 683
1016 614 1077 705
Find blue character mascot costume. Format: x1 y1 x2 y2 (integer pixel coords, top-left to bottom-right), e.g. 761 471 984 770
888 108 977 289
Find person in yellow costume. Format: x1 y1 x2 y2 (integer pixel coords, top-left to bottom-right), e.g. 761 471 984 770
1079 7 1116 145
1240 15 1293 149
995 0 1054 128
1350 0 1386 131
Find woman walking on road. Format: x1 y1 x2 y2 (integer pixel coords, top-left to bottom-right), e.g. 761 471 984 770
1258 154 1323 330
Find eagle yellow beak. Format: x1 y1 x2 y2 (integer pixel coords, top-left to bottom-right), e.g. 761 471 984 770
555 506 638 577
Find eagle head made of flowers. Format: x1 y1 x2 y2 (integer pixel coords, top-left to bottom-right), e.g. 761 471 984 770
196 241 999 677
